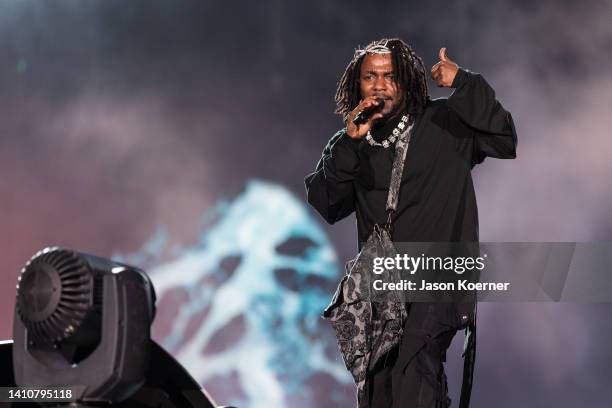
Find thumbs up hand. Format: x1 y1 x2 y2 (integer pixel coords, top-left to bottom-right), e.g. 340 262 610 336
430 47 459 87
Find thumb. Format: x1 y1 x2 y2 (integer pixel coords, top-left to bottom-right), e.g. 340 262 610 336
439 47 448 62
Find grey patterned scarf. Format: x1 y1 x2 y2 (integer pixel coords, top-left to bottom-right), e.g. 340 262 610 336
323 121 414 407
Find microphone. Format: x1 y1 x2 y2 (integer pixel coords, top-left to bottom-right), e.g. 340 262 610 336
352 98 385 125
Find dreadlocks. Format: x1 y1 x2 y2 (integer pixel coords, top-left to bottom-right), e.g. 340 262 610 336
334 38 429 122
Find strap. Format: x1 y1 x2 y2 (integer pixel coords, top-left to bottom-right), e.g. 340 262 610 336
459 303 477 408
385 121 414 214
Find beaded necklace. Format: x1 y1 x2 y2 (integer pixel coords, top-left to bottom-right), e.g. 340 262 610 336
364 115 410 148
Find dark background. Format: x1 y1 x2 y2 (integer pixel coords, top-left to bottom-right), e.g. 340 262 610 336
1 1 612 406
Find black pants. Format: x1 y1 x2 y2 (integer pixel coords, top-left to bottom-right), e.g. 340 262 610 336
365 307 456 408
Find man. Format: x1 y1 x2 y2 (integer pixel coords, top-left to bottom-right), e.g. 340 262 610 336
305 38 517 407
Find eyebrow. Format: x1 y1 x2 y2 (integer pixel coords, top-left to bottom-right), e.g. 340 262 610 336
362 70 394 75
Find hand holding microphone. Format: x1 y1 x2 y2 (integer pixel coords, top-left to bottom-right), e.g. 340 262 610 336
346 96 385 139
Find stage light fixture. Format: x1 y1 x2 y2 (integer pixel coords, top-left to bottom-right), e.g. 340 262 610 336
7 247 228 407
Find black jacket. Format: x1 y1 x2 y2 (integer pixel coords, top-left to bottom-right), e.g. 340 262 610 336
305 70 517 407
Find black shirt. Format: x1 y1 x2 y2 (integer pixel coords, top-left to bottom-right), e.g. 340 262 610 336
305 68 517 248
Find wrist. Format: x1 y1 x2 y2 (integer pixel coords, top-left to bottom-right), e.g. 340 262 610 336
451 67 470 88
346 128 359 138
341 129 363 149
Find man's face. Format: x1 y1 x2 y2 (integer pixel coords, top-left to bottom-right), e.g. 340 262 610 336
359 52 403 117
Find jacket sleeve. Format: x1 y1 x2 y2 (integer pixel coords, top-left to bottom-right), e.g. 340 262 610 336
304 129 361 224
446 68 518 166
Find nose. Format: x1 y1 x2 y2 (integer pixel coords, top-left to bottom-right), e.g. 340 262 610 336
372 76 387 92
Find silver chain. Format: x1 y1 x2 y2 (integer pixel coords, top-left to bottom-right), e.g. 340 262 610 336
365 115 410 148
